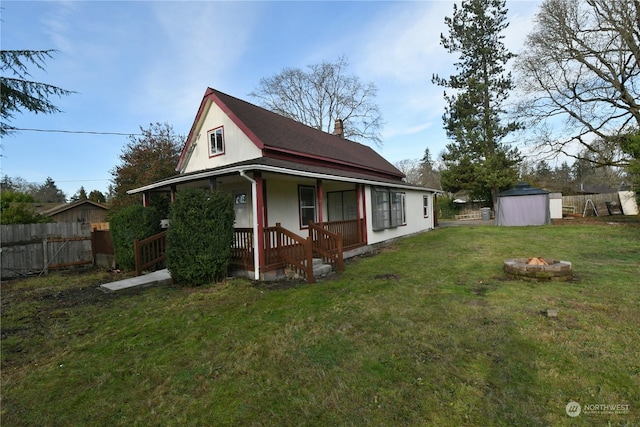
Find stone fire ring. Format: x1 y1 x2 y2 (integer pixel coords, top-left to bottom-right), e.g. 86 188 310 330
504 258 573 282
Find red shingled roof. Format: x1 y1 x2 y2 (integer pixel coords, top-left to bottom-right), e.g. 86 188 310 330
178 88 404 181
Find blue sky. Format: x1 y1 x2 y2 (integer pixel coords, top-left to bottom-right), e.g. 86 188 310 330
1 1 541 199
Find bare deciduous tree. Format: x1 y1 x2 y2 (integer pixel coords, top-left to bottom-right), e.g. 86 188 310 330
394 159 422 185
250 56 383 147
515 0 640 168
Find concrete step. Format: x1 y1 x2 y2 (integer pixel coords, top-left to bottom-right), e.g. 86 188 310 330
100 269 172 292
285 258 335 280
313 262 333 277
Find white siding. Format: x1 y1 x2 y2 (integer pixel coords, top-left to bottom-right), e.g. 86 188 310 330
265 177 317 236
182 100 263 173
365 186 434 245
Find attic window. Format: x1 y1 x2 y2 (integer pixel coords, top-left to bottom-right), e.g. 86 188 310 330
208 127 225 157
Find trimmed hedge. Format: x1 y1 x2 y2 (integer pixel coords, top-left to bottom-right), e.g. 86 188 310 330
110 204 163 270
167 189 234 286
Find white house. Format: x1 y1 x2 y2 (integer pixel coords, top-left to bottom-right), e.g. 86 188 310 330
129 88 438 282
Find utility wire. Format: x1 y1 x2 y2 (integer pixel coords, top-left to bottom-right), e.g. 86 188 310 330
7 127 142 136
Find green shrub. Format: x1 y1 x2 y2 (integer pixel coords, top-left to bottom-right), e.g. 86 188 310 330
167 189 234 286
110 204 163 270
0 204 52 224
436 195 459 219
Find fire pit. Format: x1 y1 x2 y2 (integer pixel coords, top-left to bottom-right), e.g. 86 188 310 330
504 257 573 281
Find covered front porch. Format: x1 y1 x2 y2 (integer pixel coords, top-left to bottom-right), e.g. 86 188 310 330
132 163 369 283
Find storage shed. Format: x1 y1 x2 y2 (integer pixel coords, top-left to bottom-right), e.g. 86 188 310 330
496 183 550 226
42 200 109 225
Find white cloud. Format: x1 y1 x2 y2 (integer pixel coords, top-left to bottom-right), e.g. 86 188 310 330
129 2 261 127
354 2 454 84
505 1 541 55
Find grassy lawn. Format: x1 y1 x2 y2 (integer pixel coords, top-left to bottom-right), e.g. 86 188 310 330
2 222 639 426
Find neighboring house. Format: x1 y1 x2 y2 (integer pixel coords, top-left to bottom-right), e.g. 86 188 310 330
42 200 109 225
129 87 439 281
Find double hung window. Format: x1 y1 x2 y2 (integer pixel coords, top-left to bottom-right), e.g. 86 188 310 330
423 195 429 217
299 185 317 228
208 127 224 157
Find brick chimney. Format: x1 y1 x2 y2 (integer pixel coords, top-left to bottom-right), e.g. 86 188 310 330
333 119 344 139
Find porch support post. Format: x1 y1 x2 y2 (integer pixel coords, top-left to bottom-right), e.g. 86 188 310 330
142 191 150 207
254 172 265 271
209 178 217 192
316 179 324 224
358 184 366 244
170 185 177 203
239 170 263 281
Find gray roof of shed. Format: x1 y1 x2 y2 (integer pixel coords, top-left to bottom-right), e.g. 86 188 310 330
499 183 549 197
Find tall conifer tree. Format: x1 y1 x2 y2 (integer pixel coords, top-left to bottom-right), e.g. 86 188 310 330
433 0 521 206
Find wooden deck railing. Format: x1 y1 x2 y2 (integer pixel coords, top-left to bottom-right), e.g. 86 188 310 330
134 230 167 276
231 228 254 270
318 219 364 249
309 222 343 272
230 219 366 283
275 223 314 283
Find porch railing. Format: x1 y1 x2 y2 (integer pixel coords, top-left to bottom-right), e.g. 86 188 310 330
308 222 343 273
134 230 167 276
317 219 364 250
230 219 365 283
275 223 314 284
231 228 254 270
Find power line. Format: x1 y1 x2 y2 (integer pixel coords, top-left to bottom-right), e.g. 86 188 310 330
7 127 141 136
54 178 111 183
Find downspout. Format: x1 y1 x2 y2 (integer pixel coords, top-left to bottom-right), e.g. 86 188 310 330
239 170 260 280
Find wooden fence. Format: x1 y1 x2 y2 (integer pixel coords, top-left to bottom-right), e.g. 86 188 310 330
1 223 93 278
562 193 621 216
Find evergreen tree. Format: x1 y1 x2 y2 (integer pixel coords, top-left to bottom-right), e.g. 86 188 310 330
33 177 66 203
1 50 74 136
70 186 88 202
534 160 553 189
419 148 441 189
88 189 107 204
553 161 575 194
433 0 521 206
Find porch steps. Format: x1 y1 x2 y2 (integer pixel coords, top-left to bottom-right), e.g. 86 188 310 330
311 258 333 277
287 258 333 280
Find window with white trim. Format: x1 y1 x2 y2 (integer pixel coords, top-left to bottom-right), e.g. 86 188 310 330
423 195 429 217
208 127 224 156
372 188 406 230
299 185 317 228
327 190 357 221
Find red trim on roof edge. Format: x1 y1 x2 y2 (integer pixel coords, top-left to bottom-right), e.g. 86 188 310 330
177 87 404 180
206 90 265 151
177 88 267 171
177 88 214 171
